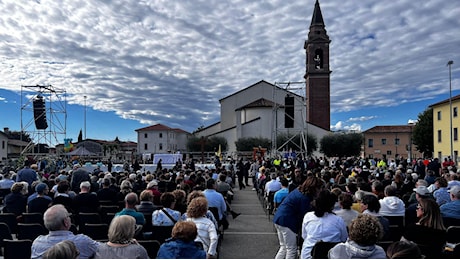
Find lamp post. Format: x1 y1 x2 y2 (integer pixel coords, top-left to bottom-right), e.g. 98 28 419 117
447 60 454 162
84 95 87 140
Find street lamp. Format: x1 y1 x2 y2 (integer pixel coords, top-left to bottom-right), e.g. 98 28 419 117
447 60 454 162
84 95 87 140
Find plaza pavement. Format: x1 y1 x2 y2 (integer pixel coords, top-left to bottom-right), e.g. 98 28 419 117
219 180 279 259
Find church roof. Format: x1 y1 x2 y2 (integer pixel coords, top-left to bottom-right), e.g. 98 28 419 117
235 98 280 111
311 0 325 26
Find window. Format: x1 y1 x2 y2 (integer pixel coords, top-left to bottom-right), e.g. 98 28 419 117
437 111 441 120
454 128 458 141
159 133 163 138
144 143 148 150
395 138 400 145
438 130 442 142
159 143 163 150
144 133 148 138
454 107 458 117
368 139 373 148
387 150 392 155
381 138 387 145
1 140 4 149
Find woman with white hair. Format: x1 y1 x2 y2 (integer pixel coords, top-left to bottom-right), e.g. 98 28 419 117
95 215 148 259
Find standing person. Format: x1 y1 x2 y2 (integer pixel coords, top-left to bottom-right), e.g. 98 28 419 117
31 204 99 258
244 160 251 187
249 159 259 190
156 159 163 173
107 158 113 173
300 190 348 259
328 214 386 259
273 176 325 259
16 160 38 189
236 159 246 190
70 164 91 193
95 215 148 259
401 198 447 258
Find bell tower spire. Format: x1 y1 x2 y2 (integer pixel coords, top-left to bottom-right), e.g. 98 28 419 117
304 0 331 130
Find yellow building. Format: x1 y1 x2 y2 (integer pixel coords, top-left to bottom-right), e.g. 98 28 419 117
430 94 460 164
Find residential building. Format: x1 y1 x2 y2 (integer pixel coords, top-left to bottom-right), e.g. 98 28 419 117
430 94 460 163
363 125 422 162
0 130 7 162
135 124 189 157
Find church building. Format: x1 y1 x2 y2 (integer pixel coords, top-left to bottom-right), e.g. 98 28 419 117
195 0 331 156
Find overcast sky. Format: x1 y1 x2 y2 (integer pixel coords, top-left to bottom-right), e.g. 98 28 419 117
0 0 459 144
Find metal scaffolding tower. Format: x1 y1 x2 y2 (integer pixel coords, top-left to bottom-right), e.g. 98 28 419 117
271 81 309 159
20 85 67 154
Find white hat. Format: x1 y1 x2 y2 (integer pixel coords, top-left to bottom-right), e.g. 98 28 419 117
413 186 430 196
147 180 158 189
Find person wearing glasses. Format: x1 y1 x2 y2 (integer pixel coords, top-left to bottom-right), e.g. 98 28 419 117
401 198 447 258
31 204 99 259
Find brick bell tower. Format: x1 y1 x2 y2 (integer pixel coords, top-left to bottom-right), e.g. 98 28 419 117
304 0 331 130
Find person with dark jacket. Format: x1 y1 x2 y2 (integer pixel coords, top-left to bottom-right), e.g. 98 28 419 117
4 182 28 216
28 183 52 214
273 176 325 259
73 181 99 213
70 164 90 193
96 178 118 202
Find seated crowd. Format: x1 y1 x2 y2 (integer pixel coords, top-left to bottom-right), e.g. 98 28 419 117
2 155 460 259
249 156 460 259
0 159 242 259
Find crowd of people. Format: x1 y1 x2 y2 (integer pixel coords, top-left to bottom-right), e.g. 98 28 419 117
1 154 460 258
248 155 460 259
0 156 244 258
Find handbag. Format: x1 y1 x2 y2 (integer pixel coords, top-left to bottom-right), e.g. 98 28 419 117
161 208 177 224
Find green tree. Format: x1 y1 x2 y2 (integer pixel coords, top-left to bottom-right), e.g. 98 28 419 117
78 129 83 142
276 132 318 156
320 132 362 157
412 108 433 158
235 137 271 151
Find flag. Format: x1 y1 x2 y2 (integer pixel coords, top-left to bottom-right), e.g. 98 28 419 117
216 144 223 161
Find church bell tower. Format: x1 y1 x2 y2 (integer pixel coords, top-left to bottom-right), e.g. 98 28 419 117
305 0 331 131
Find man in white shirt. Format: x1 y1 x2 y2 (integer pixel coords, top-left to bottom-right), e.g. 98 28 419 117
265 172 282 195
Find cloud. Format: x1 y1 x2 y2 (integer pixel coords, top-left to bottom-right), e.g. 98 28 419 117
331 121 362 132
347 116 378 122
0 0 458 133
